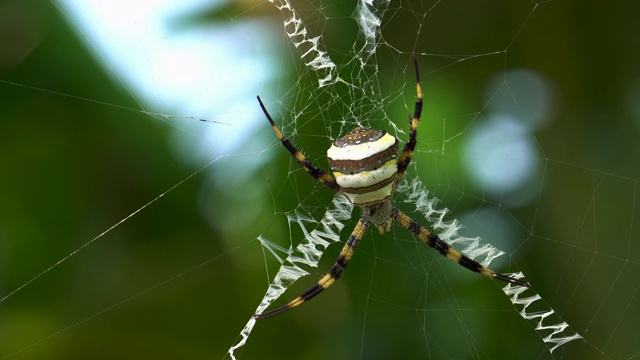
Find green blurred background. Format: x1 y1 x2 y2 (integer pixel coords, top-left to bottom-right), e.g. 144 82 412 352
1 0 639 359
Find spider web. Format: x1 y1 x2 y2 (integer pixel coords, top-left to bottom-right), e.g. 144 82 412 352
1 0 639 359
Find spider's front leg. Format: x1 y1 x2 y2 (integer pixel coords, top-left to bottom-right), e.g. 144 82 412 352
257 96 344 195
391 207 531 288
254 218 371 319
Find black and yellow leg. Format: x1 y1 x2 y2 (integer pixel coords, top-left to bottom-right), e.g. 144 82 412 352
255 218 371 319
391 208 530 288
396 52 423 183
257 96 344 195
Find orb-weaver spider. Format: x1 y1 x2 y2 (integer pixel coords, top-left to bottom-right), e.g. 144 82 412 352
255 54 530 319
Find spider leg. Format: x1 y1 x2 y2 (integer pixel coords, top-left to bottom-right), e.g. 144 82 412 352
258 96 344 194
255 218 371 319
391 207 530 288
396 53 423 184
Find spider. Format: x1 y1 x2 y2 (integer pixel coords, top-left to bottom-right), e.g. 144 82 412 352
254 54 530 320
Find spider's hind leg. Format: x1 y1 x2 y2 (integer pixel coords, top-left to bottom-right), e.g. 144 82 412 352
396 53 424 184
257 96 344 195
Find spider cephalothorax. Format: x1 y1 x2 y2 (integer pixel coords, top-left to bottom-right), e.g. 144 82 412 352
254 54 530 320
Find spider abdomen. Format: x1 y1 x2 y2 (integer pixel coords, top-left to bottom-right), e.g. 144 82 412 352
327 127 399 206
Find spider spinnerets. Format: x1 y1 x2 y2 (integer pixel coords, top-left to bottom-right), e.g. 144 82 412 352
254 53 530 320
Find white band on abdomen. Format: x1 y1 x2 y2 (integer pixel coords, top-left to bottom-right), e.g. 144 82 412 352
327 133 397 161
334 161 397 189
